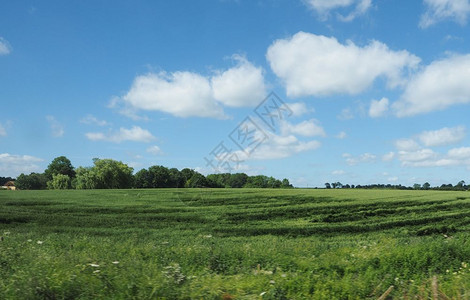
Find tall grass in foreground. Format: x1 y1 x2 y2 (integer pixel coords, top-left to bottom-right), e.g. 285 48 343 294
1 189 470 299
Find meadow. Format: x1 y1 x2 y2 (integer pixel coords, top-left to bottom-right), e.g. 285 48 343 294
1 188 470 299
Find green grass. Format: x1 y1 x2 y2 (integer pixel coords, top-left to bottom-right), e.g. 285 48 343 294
1 189 470 299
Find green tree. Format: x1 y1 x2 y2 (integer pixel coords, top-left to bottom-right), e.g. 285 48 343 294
47 174 71 189
93 159 134 189
45 156 75 180
185 172 208 188
134 169 151 188
422 182 431 190
15 173 48 190
74 167 98 189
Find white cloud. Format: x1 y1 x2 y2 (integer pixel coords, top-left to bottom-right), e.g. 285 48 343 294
399 149 438 164
229 120 322 161
418 126 466 147
146 145 163 155
266 32 420 98
420 0 470 28
0 153 43 177
369 97 389 118
336 131 347 139
393 54 470 117
284 102 314 116
281 119 326 137
119 71 225 119
0 37 11 55
337 108 354 120
332 170 346 175
239 135 321 160
80 115 109 126
303 0 372 21
115 55 266 119
46 116 64 138
382 152 395 161
86 126 155 143
395 138 420 151
211 55 267 107
448 147 470 159
344 152 377 165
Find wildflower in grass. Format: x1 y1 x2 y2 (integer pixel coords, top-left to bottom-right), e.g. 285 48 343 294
112 261 119 265
462 262 468 268
203 234 212 238
4 231 10 235
89 263 100 267
281 274 287 278
37 241 43 245
260 292 267 296
93 270 100 273
27 239 32 242
269 280 275 284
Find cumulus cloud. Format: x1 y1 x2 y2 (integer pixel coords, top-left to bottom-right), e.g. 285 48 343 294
336 131 347 139
284 102 314 116
395 138 421 151
369 97 389 118
280 119 326 137
114 55 266 119
420 0 470 28
80 115 109 126
0 153 43 177
343 152 377 165
119 71 225 119
382 152 395 161
0 37 11 55
332 170 346 175
86 126 155 143
46 116 64 138
392 127 470 167
393 54 470 117
303 0 372 21
418 126 466 147
266 32 420 98
211 55 267 107
146 145 163 155
228 119 322 161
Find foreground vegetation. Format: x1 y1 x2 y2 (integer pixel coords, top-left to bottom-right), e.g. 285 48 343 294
1 189 470 299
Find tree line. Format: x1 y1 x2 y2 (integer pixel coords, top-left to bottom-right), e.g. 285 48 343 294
12 156 293 190
324 181 469 191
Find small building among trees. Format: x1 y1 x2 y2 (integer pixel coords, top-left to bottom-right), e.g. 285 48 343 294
2 181 16 190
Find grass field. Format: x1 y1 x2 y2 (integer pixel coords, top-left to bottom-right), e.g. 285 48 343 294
1 189 470 299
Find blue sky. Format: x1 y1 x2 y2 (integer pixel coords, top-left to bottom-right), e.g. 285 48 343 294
1 0 470 187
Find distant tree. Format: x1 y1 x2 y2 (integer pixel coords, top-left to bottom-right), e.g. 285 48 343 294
134 169 151 188
93 159 134 189
15 173 48 190
413 183 421 190
169 168 184 188
0 177 14 186
45 156 75 180
325 183 331 189
456 180 466 190
74 167 97 189
228 173 248 188
75 159 133 189
148 165 170 188
185 172 208 188
281 178 293 188
47 174 71 190
422 182 431 190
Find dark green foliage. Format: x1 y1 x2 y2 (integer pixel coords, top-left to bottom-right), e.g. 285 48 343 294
44 156 76 180
0 177 14 186
15 173 47 190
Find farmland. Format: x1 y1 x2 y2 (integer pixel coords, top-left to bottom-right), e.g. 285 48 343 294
1 189 470 299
